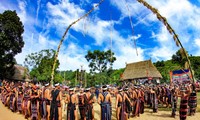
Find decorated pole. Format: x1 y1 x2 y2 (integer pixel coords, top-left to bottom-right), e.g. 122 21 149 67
137 0 195 83
50 0 105 85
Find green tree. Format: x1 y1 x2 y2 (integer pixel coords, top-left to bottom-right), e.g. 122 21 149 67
85 49 116 85
189 56 200 80
85 49 116 73
154 60 181 83
60 70 76 86
0 10 24 79
24 49 63 82
110 68 125 84
172 49 187 67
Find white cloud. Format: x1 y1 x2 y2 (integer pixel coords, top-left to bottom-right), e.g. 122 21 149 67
137 0 200 61
58 42 89 71
112 0 200 61
36 0 41 24
18 0 27 24
44 0 147 70
11 0 200 72
149 46 176 61
193 38 200 56
46 0 85 33
194 39 200 47
111 0 145 18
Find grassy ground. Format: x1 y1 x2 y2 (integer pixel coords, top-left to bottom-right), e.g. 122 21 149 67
158 92 200 112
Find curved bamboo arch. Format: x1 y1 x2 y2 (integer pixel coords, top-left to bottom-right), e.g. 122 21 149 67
50 0 105 85
50 0 195 85
137 0 195 83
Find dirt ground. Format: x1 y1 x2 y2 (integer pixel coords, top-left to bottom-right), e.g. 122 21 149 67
0 99 200 120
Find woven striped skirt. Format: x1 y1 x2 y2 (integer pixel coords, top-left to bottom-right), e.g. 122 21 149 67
188 92 197 114
179 99 188 120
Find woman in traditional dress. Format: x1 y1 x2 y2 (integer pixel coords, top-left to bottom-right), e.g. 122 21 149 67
9 82 16 112
30 84 40 120
124 87 132 118
139 87 145 114
171 86 178 118
17 84 23 113
151 87 158 113
133 86 141 117
179 85 191 120
188 84 197 116
22 82 31 119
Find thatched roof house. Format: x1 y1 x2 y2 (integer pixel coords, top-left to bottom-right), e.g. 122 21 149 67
8 65 31 81
122 60 162 81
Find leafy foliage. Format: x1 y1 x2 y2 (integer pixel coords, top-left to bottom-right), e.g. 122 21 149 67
172 49 187 67
154 60 181 83
189 56 200 80
154 50 200 83
59 68 124 87
60 70 76 86
0 10 24 79
85 49 116 73
24 49 63 82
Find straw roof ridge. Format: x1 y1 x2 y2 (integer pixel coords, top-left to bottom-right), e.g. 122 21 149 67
7 64 31 81
122 60 162 80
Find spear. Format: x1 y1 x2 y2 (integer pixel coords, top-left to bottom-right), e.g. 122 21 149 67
50 0 105 85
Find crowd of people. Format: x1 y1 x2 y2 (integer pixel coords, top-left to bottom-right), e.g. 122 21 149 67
0 79 198 120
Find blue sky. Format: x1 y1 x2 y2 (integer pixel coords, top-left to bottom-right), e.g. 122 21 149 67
1 0 200 71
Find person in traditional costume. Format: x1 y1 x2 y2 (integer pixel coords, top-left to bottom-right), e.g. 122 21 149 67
16 84 23 113
188 83 197 116
1 86 7 105
115 87 131 120
22 82 31 119
84 87 96 120
39 82 49 120
150 87 158 113
98 85 112 120
4 82 11 107
179 84 191 120
134 86 142 116
50 83 62 120
65 87 78 120
30 83 40 120
165 85 171 107
9 82 17 112
44 83 51 120
131 87 137 117
171 86 178 118
139 87 145 114
144 86 149 105
78 88 86 120
161 86 166 106
124 87 132 118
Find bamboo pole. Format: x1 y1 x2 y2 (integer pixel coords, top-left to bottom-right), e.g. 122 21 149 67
50 0 105 85
137 0 195 83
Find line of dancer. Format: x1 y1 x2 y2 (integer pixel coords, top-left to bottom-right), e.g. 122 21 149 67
0 79 198 120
